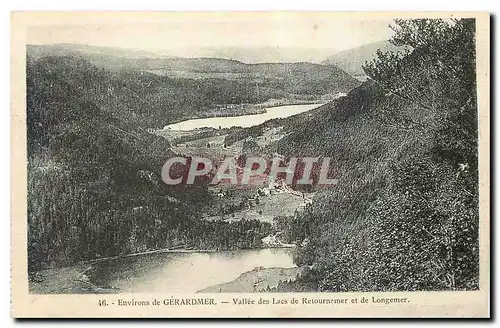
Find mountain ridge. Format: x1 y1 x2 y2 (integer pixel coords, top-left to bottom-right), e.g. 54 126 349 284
322 40 410 77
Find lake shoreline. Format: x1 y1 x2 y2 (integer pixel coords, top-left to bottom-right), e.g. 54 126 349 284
29 247 298 294
84 244 296 265
29 100 317 295
197 266 303 293
164 98 328 127
164 100 330 130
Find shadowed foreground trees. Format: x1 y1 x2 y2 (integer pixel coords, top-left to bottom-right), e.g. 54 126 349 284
279 18 479 291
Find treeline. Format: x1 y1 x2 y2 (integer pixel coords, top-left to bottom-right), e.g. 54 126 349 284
271 215 312 245
185 219 272 251
276 19 479 291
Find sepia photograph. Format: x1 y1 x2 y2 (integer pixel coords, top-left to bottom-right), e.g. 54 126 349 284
10 11 490 318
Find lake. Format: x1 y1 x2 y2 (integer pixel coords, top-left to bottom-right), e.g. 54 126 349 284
91 248 295 293
98 102 318 293
164 103 325 131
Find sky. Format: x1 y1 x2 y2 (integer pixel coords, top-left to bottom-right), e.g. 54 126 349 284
26 13 395 54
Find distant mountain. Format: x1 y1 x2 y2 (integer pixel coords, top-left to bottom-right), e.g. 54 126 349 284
148 59 361 96
27 44 361 98
27 43 168 59
322 40 409 77
28 44 337 65
164 46 337 64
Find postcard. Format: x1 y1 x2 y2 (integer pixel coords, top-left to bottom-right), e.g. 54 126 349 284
11 11 490 318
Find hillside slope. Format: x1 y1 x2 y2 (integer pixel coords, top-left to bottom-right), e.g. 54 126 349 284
322 40 408 77
272 19 479 292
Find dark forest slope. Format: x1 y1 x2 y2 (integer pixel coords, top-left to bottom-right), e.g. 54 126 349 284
274 19 479 292
26 55 273 272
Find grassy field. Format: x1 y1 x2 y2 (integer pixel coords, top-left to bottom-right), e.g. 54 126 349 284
228 193 305 223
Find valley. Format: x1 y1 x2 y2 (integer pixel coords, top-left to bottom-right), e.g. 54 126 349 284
27 18 480 295
26 43 351 294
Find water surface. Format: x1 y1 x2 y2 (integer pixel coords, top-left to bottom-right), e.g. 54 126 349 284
91 248 295 293
165 103 324 131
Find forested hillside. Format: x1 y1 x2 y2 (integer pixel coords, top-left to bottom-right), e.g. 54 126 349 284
276 18 479 291
28 45 360 104
26 43 360 273
26 55 295 128
26 54 274 272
